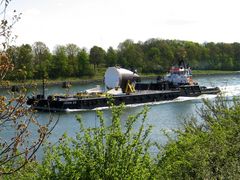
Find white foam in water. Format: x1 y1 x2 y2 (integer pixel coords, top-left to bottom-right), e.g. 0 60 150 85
220 85 240 97
65 107 109 112
175 94 218 102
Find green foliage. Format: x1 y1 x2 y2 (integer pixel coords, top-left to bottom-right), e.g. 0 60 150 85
2 161 38 180
4 39 240 81
118 39 144 71
38 105 156 179
156 96 240 179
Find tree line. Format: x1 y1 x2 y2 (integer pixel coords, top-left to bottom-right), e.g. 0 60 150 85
5 39 240 80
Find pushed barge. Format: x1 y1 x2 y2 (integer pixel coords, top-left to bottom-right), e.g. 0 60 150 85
27 62 220 112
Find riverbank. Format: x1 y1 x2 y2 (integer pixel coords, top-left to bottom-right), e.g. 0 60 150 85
0 77 103 90
1 70 239 90
192 70 240 75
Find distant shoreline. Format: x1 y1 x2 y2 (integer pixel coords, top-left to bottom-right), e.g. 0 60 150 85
1 70 239 90
192 70 240 75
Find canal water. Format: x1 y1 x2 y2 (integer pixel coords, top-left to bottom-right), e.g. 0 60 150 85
32 73 240 144
1 73 240 157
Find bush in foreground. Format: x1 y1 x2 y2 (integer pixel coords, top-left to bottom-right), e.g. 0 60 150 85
7 96 240 179
156 96 240 179
38 105 156 179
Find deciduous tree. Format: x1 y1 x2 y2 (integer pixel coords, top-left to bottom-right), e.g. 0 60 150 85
50 45 68 78
89 46 106 71
65 43 80 76
105 47 118 67
32 41 52 79
77 48 93 76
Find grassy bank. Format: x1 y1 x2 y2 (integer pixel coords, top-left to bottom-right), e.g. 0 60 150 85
0 76 102 89
192 69 240 75
140 69 240 77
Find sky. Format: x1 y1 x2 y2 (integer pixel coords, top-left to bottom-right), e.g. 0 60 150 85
6 0 240 51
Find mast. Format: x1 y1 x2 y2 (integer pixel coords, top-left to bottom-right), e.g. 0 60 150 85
42 72 45 98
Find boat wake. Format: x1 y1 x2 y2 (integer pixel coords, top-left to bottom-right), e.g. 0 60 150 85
219 84 240 97
174 85 240 103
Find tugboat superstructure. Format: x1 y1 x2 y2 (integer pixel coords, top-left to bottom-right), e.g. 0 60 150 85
164 60 195 86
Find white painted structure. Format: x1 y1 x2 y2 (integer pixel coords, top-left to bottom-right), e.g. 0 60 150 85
164 66 194 86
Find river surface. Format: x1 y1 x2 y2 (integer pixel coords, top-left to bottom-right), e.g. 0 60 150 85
1 73 240 156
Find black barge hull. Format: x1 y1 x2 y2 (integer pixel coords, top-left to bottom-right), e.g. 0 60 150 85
135 82 220 96
27 90 180 112
27 84 220 112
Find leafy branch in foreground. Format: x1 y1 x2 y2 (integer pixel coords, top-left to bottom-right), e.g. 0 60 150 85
0 0 58 176
39 105 156 179
0 91 59 176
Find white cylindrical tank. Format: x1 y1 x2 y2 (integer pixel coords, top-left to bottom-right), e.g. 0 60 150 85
104 67 139 90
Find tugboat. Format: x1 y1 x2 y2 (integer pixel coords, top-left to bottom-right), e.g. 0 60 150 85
27 61 220 112
135 60 220 96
